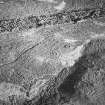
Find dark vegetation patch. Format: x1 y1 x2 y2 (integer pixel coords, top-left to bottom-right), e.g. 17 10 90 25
57 54 89 103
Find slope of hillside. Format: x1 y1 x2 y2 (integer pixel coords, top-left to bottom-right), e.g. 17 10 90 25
0 0 105 105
